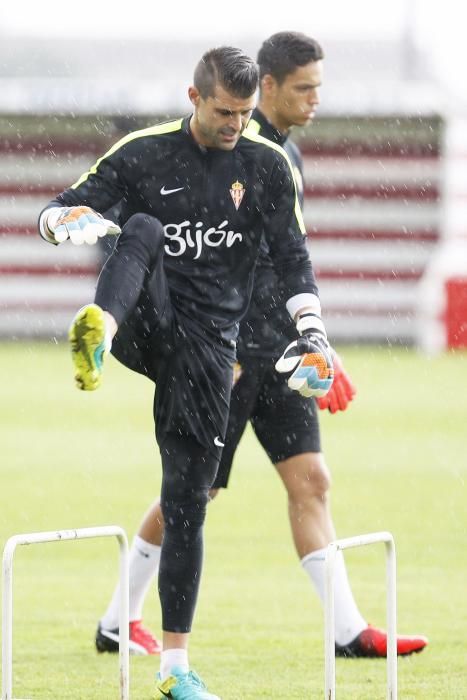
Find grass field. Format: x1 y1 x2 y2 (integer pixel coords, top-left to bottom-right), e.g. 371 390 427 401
1 341 467 699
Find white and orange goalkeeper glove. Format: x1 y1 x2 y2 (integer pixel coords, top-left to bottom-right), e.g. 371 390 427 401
39 205 121 245
275 312 334 398
316 351 356 413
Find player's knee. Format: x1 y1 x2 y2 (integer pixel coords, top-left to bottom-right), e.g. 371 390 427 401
279 453 332 503
122 213 165 262
159 434 218 537
161 486 210 536
307 456 331 499
124 212 164 236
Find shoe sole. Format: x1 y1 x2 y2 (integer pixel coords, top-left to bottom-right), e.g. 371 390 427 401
69 304 105 391
96 641 159 656
335 644 427 658
96 640 156 655
96 630 161 656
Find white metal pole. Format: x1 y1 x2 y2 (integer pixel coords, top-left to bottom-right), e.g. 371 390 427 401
385 537 397 700
2 538 16 700
1 526 129 700
324 542 338 700
117 530 130 700
324 532 397 700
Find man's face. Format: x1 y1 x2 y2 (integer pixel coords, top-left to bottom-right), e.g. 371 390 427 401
189 83 256 150
268 59 323 131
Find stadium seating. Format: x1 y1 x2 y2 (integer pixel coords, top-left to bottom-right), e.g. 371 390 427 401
0 114 442 343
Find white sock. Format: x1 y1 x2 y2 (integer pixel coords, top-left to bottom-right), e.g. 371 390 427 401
104 327 113 354
160 649 189 680
301 547 367 646
100 535 161 629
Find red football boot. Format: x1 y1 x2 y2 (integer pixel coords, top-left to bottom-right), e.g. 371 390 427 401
335 624 428 658
129 620 162 655
96 619 162 655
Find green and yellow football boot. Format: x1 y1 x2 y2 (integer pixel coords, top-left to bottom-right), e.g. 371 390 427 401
68 303 107 391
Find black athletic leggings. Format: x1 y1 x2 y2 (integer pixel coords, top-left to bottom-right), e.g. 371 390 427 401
158 432 219 632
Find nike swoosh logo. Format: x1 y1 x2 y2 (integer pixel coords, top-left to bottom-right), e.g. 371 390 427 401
160 185 184 196
214 436 225 447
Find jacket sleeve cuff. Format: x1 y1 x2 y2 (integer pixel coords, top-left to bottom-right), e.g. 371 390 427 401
285 292 321 320
38 207 62 245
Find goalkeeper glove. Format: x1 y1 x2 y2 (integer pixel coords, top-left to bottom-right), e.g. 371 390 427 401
316 351 356 413
275 312 334 398
39 205 121 245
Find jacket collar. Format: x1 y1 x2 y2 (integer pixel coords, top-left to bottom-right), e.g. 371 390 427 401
251 108 288 146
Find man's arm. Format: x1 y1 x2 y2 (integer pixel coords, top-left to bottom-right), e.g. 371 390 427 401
38 138 128 245
263 153 333 398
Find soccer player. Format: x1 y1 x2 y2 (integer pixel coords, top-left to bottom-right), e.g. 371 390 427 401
93 32 428 663
38 47 334 700
216 31 427 658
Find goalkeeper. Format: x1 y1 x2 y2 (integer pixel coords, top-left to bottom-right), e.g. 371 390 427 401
96 32 427 661
39 46 333 699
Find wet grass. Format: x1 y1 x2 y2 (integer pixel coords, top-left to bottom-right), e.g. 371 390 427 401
0 342 466 698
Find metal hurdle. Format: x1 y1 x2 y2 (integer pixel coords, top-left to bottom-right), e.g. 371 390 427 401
2 526 129 700
324 531 397 700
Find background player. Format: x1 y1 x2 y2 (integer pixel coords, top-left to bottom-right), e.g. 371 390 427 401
95 32 427 661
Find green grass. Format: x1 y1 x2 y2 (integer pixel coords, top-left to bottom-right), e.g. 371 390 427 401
1 342 467 699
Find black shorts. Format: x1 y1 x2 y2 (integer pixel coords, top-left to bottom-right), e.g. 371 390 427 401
212 355 321 488
113 302 233 458
100 217 234 458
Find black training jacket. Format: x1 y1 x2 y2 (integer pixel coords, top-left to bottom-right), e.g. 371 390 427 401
43 115 316 349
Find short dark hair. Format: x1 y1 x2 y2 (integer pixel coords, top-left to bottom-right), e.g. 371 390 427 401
257 32 324 84
194 47 258 99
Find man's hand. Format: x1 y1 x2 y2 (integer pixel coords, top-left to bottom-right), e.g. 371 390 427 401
41 206 121 245
276 311 334 398
316 351 356 413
